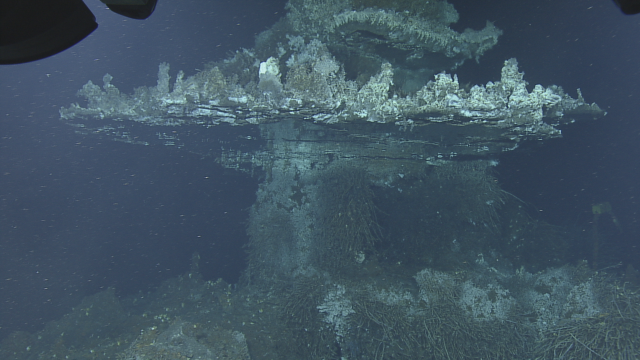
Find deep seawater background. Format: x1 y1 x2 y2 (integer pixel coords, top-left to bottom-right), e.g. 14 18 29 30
0 0 638 340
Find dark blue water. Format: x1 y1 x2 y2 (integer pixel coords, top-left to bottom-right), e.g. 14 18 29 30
1 0 639 341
